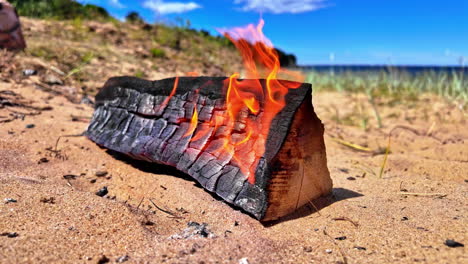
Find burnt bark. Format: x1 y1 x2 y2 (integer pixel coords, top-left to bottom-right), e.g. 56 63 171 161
86 76 332 220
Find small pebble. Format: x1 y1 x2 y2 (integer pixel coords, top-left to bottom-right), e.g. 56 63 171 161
97 255 110 264
23 69 37 76
95 170 108 177
4 198 17 203
444 239 464 248
26 124 35 129
43 74 63 85
303 246 313 252
238 257 249 264
325 249 333 254
335 236 347 241
354 246 367 251
96 187 108 197
116 255 130 263
63 174 78 180
40 197 56 204
80 95 94 105
1 232 18 238
38 157 49 164
401 216 409 221
346 176 356 181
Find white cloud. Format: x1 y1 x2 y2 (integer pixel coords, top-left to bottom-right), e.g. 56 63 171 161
143 0 202 15
109 0 125 8
235 0 329 14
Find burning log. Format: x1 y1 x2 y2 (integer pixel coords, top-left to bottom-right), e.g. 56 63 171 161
86 76 332 221
0 0 26 50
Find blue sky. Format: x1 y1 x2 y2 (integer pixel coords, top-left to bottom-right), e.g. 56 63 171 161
78 0 468 66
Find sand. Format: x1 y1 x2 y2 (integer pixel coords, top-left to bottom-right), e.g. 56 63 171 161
0 74 467 264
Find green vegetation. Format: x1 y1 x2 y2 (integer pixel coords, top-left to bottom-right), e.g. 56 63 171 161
150 48 166 58
125 11 144 24
306 69 467 106
10 0 112 21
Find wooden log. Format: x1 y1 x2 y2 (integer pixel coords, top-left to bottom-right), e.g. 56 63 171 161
86 76 332 221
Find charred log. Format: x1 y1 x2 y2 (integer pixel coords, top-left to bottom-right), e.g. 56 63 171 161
86 76 332 221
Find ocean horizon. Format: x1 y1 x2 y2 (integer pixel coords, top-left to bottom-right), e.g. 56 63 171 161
297 64 467 74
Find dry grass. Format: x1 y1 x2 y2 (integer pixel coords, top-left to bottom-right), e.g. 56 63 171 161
15 17 242 97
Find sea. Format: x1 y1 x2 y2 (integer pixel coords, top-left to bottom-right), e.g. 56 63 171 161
297 65 468 75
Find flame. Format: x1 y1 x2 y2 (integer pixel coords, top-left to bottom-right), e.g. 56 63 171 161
186 71 199 77
183 107 198 138
156 76 179 113
219 19 304 183
158 20 303 185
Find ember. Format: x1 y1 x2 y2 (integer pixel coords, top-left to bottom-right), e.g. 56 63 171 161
86 20 332 220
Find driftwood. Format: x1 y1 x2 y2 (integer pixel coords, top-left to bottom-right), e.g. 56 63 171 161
0 0 26 51
86 76 332 221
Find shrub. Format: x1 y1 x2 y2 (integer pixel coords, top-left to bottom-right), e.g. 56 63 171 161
125 11 144 24
10 0 111 21
150 48 166 58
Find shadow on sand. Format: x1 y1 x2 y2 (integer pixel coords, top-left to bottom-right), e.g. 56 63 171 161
263 188 363 226
107 150 363 225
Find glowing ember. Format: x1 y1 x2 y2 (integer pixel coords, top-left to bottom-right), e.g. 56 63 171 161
157 76 179 113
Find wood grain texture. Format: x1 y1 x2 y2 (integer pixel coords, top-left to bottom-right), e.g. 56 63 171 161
86 76 332 220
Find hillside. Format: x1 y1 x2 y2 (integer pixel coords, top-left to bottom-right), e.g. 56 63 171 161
2 17 242 102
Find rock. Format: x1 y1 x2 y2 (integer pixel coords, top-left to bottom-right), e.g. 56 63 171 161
40 197 56 204
63 174 78 180
95 170 108 177
116 255 129 263
354 246 367 251
444 239 464 248
0 0 26 50
0 232 18 238
170 222 215 239
38 157 49 164
303 246 313 252
238 258 249 264
80 95 94 105
97 255 110 264
25 124 35 129
23 69 37 76
4 198 17 203
43 74 64 85
95 186 108 197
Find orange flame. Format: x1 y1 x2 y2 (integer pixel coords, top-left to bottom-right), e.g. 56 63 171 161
186 71 199 77
219 19 304 183
160 20 303 185
156 76 179 113
183 106 198 138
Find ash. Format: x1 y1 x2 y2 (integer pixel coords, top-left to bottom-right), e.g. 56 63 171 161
170 222 216 239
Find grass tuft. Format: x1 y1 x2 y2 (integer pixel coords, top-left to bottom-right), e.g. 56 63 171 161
306 69 467 107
